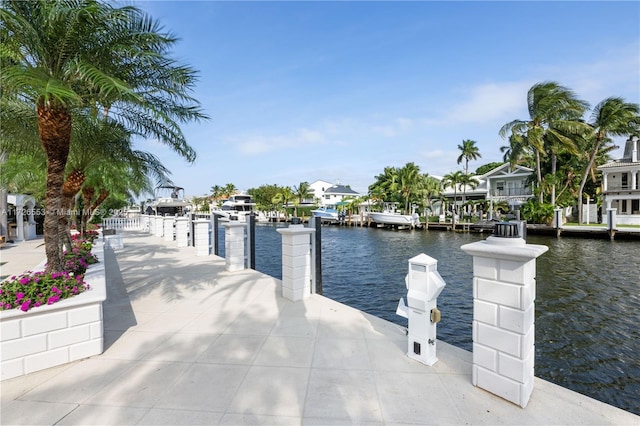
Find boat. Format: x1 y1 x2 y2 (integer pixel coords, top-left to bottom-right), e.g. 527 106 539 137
211 194 262 222
148 186 190 216
369 203 420 228
311 205 341 223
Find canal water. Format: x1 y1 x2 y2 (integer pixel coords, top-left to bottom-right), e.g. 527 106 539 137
218 223 640 415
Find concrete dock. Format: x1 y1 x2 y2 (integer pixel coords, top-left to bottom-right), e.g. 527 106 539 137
1 231 638 425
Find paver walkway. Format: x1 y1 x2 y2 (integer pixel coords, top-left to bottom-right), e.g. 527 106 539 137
1 231 638 425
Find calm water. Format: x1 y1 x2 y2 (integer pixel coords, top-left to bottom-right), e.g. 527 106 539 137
218 223 640 415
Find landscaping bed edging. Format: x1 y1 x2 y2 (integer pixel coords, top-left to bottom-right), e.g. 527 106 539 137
0 241 107 381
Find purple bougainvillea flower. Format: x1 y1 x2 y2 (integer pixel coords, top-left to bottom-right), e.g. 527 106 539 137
47 295 60 305
19 276 30 285
20 301 30 311
16 292 24 301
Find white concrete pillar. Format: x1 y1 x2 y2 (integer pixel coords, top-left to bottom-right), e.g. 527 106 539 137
194 219 210 256
154 215 164 237
277 224 314 301
163 217 174 242
141 215 150 233
147 215 155 233
461 232 548 408
223 221 246 272
175 217 189 247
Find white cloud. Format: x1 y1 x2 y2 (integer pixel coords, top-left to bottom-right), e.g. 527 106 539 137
436 81 533 126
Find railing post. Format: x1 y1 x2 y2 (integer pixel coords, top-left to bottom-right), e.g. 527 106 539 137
314 216 323 295
461 224 548 408
248 213 256 269
213 214 220 255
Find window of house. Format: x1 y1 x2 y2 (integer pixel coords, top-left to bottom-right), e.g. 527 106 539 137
622 173 628 189
621 200 628 213
496 181 504 193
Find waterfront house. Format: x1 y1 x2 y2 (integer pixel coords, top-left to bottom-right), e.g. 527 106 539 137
597 135 640 226
309 180 360 206
438 163 534 219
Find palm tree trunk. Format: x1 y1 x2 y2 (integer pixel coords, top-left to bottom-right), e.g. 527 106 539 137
577 135 603 224
81 186 96 237
535 150 543 203
59 170 86 251
37 102 72 273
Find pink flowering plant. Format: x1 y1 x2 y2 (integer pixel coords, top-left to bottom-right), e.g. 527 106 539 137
0 238 97 312
0 271 90 312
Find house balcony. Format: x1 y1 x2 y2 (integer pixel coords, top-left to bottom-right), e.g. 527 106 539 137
490 188 532 197
604 184 640 194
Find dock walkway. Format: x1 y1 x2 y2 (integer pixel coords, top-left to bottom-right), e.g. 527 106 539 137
1 232 638 425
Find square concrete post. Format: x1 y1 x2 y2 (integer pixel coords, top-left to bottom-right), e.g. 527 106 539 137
222 221 246 272
141 215 150 233
277 224 314 301
163 217 174 242
147 215 155 234
461 233 548 408
194 219 210 256
175 217 189 247
154 216 164 237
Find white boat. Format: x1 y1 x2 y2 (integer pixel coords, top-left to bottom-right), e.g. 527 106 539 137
311 205 341 222
369 203 420 228
211 194 262 222
148 186 190 216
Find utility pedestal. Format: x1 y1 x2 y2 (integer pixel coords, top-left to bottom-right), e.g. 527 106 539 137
223 221 246 272
396 254 446 366
277 224 314 301
461 223 548 408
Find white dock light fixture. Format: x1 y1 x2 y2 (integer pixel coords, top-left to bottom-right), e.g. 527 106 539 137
397 253 446 366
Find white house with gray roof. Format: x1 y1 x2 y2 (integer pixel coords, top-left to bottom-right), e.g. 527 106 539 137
309 180 360 206
597 135 640 225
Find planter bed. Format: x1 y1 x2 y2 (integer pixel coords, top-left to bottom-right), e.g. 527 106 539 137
0 240 107 381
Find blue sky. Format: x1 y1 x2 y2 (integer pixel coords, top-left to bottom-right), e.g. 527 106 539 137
134 1 639 197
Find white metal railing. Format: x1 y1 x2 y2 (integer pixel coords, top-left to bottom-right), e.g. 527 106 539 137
102 216 141 230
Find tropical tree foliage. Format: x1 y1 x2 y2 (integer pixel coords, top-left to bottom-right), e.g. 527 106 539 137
500 81 591 204
1 0 207 271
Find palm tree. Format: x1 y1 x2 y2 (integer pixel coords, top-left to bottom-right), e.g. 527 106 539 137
500 81 590 203
293 181 312 204
457 139 482 175
368 166 398 205
442 171 464 216
419 174 442 215
577 97 640 223
459 173 479 215
223 183 237 199
1 0 207 271
395 162 422 212
279 187 293 219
